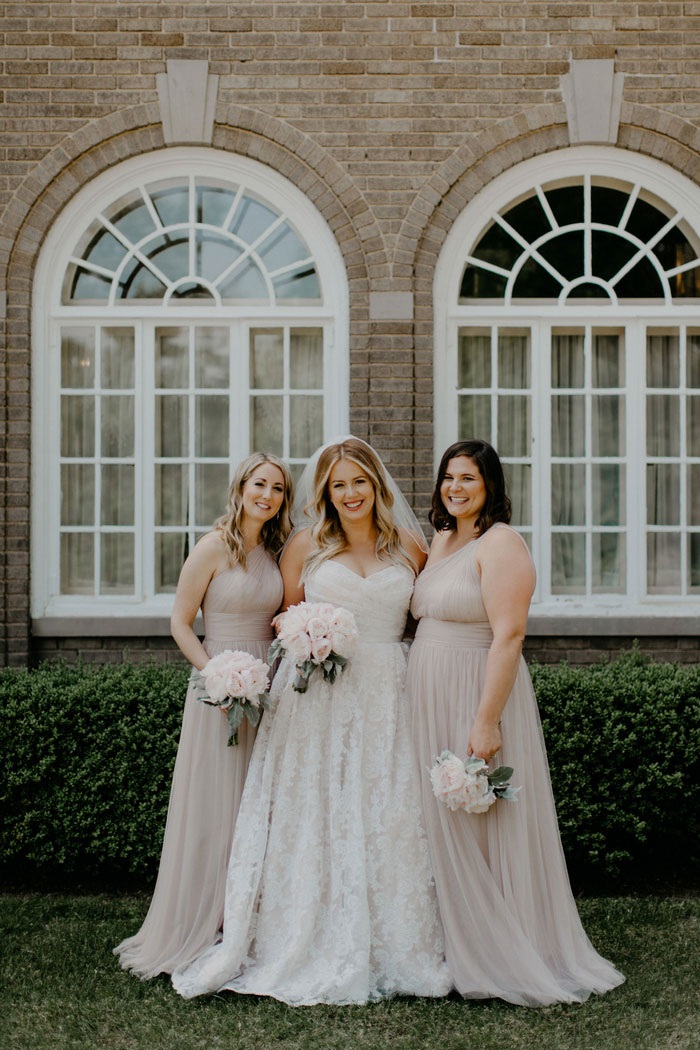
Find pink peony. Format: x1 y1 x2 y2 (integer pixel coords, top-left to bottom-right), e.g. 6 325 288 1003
284 631 313 664
311 637 332 662
430 754 468 810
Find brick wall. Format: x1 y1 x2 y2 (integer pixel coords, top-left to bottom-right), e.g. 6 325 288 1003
1 2 699 663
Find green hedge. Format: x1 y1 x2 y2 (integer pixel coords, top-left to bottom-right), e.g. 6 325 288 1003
1 650 699 888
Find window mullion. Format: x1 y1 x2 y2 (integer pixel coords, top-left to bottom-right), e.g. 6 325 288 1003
534 316 551 601
628 317 646 602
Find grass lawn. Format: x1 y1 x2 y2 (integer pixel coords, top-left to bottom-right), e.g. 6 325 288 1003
1 893 698 1050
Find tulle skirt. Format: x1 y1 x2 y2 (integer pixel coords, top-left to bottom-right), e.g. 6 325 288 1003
408 619 625 1007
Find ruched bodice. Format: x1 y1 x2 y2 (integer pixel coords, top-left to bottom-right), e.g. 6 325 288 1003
201 546 283 649
305 559 414 644
411 534 488 626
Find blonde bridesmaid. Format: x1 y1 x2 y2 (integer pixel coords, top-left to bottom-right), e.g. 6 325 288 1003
115 452 292 979
407 439 624 1006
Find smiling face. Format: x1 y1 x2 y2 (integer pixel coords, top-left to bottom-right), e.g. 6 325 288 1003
440 455 487 524
327 457 376 526
241 462 286 525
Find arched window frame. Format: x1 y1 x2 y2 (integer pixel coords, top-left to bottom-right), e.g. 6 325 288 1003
434 145 700 622
32 148 349 625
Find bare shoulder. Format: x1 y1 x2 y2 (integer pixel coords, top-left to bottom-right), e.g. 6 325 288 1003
399 527 428 570
478 525 535 580
188 529 228 570
429 529 452 555
280 528 314 569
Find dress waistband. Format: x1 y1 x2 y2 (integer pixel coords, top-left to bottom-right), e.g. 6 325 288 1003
415 617 493 649
203 612 274 642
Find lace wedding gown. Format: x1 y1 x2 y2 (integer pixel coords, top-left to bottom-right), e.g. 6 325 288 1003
172 559 450 1005
115 546 283 978
408 524 624 1006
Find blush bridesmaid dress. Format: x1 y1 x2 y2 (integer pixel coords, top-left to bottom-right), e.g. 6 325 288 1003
407 524 624 1007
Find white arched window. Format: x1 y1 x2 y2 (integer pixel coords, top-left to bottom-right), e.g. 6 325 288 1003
32 149 348 622
435 147 700 619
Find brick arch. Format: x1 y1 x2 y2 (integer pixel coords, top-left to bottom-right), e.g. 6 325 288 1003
408 107 700 518
2 102 388 309
0 104 385 664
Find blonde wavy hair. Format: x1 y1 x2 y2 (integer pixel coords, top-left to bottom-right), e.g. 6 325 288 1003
214 452 293 569
302 439 419 579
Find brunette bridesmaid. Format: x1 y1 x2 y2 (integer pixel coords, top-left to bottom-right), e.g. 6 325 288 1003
407 439 624 1006
115 452 292 978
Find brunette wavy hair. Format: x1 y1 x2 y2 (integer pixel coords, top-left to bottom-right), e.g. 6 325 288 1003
214 452 294 568
302 439 419 578
429 439 512 535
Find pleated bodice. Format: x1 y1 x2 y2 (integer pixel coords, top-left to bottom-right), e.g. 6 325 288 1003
201 545 283 651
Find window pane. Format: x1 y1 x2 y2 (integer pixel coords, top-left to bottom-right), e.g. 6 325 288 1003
592 395 625 456
688 464 700 526
61 396 94 457
250 329 283 389
687 333 700 388
497 395 530 457
290 395 324 458
646 332 679 387
647 533 681 593
551 464 585 526
101 395 134 457
592 464 625 526
593 533 625 593
551 533 586 593
155 533 188 592
593 333 624 387
101 464 134 526
687 396 700 456
503 463 531 527
458 331 490 388
195 396 229 457
195 327 229 387
646 395 679 456
196 231 241 282
258 222 309 270
290 329 323 389
230 195 277 242
458 395 491 441
551 395 584 457
273 268 321 301
60 533 94 594
155 328 189 388
102 328 134 388
497 331 529 388
155 464 188 526
100 533 134 594
61 328 95 388
155 396 188 458
195 463 230 527
552 333 584 388
219 258 268 300
689 534 700 591
647 464 680 526
61 465 94 526
251 395 283 455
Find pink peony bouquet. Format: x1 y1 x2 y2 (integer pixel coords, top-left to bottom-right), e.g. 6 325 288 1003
430 750 520 814
268 600 358 693
190 649 270 746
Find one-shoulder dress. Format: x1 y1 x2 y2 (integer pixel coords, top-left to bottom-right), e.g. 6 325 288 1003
172 558 450 1005
407 524 624 1007
115 546 283 978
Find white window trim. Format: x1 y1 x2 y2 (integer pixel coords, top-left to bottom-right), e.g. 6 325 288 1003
434 145 700 621
32 148 349 623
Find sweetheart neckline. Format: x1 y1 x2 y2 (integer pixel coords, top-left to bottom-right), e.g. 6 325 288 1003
323 560 409 581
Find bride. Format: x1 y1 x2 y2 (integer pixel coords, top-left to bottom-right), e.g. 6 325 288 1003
172 438 450 1005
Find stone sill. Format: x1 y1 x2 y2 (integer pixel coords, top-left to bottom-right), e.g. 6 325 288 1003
33 614 698 638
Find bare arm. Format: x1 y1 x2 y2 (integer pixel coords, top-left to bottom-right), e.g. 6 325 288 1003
467 528 535 761
278 530 314 611
170 533 228 670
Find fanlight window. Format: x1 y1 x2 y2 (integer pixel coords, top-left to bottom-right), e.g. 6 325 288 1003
63 177 321 306
461 176 700 304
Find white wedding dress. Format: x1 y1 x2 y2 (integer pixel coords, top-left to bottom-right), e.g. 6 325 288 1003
172 558 450 1005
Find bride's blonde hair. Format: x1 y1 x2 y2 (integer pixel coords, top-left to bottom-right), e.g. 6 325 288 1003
214 452 293 569
302 439 418 579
